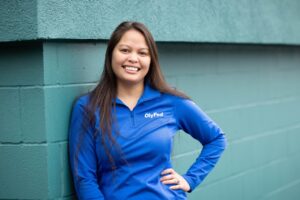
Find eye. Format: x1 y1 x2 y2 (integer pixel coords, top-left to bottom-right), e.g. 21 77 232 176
139 51 149 56
120 48 130 53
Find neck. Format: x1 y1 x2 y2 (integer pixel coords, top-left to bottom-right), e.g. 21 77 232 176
117 81 144 110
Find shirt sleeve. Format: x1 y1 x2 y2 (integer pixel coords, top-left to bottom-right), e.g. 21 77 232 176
175 98 227 192
69 97 105 200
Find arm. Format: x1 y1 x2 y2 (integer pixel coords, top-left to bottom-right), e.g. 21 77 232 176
69 97 105 200
175 98 227 192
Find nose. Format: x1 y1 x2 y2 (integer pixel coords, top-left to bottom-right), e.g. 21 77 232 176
128 53 138 63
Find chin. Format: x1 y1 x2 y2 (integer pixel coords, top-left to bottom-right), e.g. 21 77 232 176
119 78 145 86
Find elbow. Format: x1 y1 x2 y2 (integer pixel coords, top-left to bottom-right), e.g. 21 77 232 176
219 132 227 151
210 132 227 151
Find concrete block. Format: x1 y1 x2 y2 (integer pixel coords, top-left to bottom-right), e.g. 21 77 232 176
0 43 43 86
60 142 75 197
257 99 300 134
47 143 62 198
287 127 300 155
260 161 285 194
228 139 256 174
241 169 264 200
262 181 300 200
0 88 22 143
261 157 300 200
44 84 95 142
176 75 259 111
191 174 244 200
0 145 48 199
281 154 300 184
208 106 261 142
43 42 105 85
252 132 287 167
20 87 46 142
207 97 300 143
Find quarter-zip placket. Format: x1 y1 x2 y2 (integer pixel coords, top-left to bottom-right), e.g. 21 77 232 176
130 110 135 127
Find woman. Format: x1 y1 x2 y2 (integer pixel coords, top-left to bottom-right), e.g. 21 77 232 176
69 21 227 200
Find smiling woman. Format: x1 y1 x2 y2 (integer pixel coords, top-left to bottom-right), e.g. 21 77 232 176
68 21 227 200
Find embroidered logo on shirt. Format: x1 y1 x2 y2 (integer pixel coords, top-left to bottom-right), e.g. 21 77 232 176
144 112 164 118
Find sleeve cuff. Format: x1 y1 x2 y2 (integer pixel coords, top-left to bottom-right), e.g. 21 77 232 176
182 174 196 193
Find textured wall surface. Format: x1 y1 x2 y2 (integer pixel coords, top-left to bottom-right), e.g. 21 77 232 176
0 41 300 199
0 0 38 41
1 0 300 44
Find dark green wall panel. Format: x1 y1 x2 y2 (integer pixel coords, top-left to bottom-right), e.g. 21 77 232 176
0 43 43 86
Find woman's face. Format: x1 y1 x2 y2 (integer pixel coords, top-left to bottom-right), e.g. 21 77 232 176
111 29 151 87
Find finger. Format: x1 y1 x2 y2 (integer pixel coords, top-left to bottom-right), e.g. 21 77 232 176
161 178 179 185
161 168 174 175
161 180 175 185
160 174 174 181
170 185 181 190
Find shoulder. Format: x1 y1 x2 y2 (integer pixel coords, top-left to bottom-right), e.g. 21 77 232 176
73 93 90 109
162 94 209 124
70 93 92 118
161 93 195 108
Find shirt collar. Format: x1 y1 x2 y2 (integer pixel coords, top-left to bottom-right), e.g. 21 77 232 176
114 83 161 105
138 83 161 104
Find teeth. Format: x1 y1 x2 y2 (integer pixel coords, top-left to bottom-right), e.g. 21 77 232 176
124 66 138 71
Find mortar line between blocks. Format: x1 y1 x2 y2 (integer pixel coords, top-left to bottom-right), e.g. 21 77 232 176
262 178 300 199
194 155 294 192
0 140 69 146
206 96 300 114
230 122 300 145
0 82 97 89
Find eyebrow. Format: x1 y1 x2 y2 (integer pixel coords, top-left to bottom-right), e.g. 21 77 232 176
118 44 149 50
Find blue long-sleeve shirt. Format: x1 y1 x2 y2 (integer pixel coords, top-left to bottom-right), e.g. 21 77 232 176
69 84 227 200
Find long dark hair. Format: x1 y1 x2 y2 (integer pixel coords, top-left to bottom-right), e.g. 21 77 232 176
80 21 188 170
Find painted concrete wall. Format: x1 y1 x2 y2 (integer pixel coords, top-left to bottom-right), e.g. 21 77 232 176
1 41 300 199
1 0 300 44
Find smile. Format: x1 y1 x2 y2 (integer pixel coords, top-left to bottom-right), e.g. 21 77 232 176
123 65 140 72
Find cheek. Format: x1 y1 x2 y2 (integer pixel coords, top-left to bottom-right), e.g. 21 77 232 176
142 58 151 70
112 50 125 64
111 52 123 71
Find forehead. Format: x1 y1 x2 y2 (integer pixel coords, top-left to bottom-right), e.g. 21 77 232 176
117 29 149 49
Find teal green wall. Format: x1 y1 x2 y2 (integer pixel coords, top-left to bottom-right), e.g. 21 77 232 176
1 41 300 199
1 0 300 199
1 0 300 44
